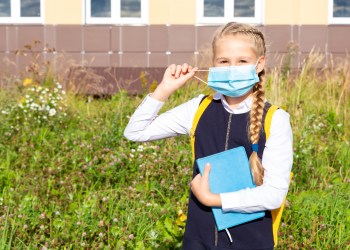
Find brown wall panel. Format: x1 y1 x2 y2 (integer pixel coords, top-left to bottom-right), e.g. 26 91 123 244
121 52 148 67
299 25 328 53
83 53 111 67
328 26 350 53
149 52 169 67
168 25 196 52
0 27 7 52
7 26 18 52
169 52 196 65
149 25 168 52
2 24 350 89
110 53 121 67
265 25 293 53
197 25 219 51
83 26 111 52
18 26 44 52
110 26 121 52
45 25 57 50
56 25 83 52
121 26 148 52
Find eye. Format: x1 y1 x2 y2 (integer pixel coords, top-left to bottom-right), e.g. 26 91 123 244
218 59 229 65
239 59 248 64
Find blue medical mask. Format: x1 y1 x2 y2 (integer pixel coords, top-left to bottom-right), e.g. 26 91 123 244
195 62 260 97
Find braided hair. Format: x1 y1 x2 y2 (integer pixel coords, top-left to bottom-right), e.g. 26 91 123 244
212 22 267 186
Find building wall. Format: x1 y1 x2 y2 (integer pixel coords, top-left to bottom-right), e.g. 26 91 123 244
45 0 83 25
265 0 328 25
1 0 349 93
149 0 196 24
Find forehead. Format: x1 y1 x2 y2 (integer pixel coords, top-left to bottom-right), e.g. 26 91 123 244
214 35 257 58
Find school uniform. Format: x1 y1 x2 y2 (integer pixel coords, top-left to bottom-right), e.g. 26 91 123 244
124 93 293 249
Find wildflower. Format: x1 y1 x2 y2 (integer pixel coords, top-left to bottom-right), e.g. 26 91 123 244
49 108 56 116
98 220 104 227
55 211 60 216
23 78 33 87
82 232 87 237
40 213 46 219
40 224 45 230
113 218 118 223
98 232 104 237
128 234 135 240
23 224 28 229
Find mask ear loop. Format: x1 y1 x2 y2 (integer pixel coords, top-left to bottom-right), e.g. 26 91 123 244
193 69 209 85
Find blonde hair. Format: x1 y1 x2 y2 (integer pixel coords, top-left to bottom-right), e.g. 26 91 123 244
212 22 267 186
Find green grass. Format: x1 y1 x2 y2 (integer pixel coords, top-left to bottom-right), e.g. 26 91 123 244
0 51 349 249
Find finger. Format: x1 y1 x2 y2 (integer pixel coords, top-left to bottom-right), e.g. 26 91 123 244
169 64 176 75
182 63 189 73
175 65 182 78
202 163 211 178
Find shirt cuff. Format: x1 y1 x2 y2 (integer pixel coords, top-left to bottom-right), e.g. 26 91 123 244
220 192 238 212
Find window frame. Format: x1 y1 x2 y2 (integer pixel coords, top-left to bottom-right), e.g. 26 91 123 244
0 0 44 24
196 0 263 25
328 0 350 24
85 0 149 25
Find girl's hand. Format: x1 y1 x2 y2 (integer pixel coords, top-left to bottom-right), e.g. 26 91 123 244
151 63 197 101
191 163 222 207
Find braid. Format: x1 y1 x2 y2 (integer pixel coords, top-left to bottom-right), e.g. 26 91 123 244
249 70 266 186
212 22 267 185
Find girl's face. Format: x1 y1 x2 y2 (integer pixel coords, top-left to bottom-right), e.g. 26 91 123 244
213 35 265 72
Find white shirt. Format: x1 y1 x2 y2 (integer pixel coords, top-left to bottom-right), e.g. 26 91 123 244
124 93 293 213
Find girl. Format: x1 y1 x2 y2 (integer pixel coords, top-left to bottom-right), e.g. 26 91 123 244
124 22 293 249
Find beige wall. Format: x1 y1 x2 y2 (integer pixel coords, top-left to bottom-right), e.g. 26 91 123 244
265 0 328 25
42 0 331 25
149 0 196 24
45 0 83 24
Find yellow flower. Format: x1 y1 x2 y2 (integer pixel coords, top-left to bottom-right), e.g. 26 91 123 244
23 78 33 87
176 210 187 226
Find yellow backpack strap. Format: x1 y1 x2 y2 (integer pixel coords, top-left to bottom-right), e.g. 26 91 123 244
190 95 213 160
264 104 278 140
265 104 293 247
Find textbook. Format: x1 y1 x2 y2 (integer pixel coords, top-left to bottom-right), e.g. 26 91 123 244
196 146 265 231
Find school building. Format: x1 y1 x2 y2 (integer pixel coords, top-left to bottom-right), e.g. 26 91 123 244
0 0 349 94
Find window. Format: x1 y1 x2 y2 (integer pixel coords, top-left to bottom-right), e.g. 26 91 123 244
197 0 262 24
329 0 350 24
0 0 44 23
85 0 148 24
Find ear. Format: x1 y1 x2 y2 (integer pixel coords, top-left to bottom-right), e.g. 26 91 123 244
256 56 266 73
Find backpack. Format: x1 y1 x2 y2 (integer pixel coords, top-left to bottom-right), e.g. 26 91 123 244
190 95 293 247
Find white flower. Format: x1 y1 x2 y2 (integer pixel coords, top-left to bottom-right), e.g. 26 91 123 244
49 109 56 116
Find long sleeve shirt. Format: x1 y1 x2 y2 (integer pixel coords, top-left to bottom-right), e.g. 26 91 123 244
124 92 293 213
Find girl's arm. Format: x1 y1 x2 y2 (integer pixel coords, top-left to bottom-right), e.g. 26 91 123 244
191 109 293 212
124 64 202 142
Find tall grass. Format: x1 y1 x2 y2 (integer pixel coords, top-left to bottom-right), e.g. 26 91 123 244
0 50 349 249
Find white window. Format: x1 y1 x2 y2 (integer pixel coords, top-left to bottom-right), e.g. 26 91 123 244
196 0 263 24
85 0 148 24
0 0 44 24
329 0 350 24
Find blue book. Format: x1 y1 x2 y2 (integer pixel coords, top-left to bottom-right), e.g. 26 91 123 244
196 146 265 231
